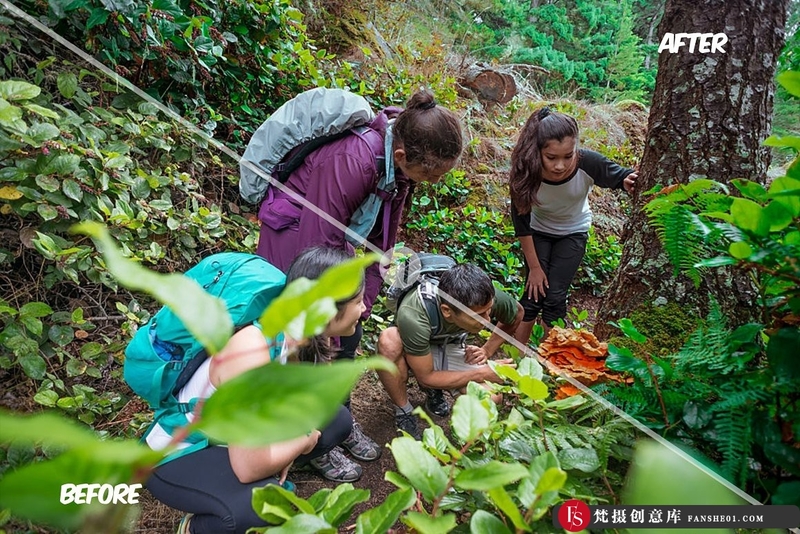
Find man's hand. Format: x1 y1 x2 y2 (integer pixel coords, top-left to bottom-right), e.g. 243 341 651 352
465 345 489 365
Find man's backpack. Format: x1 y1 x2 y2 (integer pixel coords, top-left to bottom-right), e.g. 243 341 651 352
239 87 397 247
124 252 286 452
385 253 456 337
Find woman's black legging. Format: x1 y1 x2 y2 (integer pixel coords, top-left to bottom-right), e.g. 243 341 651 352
519 231 588 325
146 405 352 534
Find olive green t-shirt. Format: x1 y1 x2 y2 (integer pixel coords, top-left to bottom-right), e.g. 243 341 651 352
395 286 518 356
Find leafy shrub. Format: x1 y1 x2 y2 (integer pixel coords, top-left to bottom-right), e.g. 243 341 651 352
574 227 622 291
17 0 331 136
0 25 255 429
600 71 800 504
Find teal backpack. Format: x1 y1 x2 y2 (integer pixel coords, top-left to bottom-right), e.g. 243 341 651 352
124 252 286 455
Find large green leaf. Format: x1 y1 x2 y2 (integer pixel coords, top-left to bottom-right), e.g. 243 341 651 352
516 357 543 380
764 134 800 151
517 376 548 400
0 423 160 530
557 448 600 473
251 484 314 524
451 394 492 443
454 461 529 491
259 254 379 339
319 484 370 528
623 441 745 534
72 222 232 355
762 200 794 232
355 488 415 534
487 487 529 532
777 70 800 98
198 358 393 446
518 452 562 509
0 410 97 448
402 511 457 534
605 344 646 372
390 437 449 502
261 514 335 534
470 510 513 534
767 175 800 217
57 72 78 99
0 80 41 101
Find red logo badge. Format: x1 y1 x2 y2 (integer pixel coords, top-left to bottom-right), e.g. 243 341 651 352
558 499 590 532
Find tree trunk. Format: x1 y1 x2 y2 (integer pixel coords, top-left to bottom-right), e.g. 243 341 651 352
595 0 789 338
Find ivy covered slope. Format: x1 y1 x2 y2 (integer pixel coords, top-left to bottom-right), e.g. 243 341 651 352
0 17 258 431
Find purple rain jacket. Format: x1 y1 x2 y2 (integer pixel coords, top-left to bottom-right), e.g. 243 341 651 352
255 109 411 317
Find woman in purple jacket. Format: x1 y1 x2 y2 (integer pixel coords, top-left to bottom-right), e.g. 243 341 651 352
255 89 463 480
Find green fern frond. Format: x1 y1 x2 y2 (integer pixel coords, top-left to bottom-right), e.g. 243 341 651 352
654 206 710 284
712 385 769 412
674 303 742 374
714 407 753 486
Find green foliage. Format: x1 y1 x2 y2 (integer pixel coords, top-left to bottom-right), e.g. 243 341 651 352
0 231 382 531
18 0 330 135
406 180 523 292
574 227 622 291
373 360 637 531
447 0 657 103
604 78 800 501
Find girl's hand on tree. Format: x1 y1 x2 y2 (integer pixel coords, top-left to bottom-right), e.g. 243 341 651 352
527 265 548 301
623 172 638 194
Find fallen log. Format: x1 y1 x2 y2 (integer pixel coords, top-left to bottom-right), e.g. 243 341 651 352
458 63 517 104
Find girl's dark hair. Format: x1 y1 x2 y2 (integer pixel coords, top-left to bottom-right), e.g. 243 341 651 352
284 246 364 363
393 89 463 171
509 108 579 214
437 264 494 311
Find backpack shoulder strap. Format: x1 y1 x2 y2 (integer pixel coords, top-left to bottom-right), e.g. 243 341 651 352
417 280 443 338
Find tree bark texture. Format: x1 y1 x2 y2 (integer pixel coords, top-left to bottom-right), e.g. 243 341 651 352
595 0 789 338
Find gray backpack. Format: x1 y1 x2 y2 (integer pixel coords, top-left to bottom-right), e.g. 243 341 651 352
385 253 457 336
239 88 396 247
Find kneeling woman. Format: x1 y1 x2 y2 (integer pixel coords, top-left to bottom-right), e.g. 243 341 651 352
145 246 367 534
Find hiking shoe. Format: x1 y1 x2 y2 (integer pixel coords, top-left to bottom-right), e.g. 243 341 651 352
396 411 422 440
341 422 382 461
309 446 362 483
424 389 450 417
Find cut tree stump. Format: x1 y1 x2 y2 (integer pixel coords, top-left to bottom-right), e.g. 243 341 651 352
458 63 518 104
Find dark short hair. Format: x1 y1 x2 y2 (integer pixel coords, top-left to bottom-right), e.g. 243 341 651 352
285 246 364 308
437 263 494 310
284 245 364 362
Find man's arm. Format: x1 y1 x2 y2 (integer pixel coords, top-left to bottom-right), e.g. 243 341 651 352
406 351 502 391
481 301 524 357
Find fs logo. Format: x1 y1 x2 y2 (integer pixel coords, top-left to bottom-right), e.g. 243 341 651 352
557 499 591 532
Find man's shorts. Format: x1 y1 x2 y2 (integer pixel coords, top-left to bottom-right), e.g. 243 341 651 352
431 338 484 372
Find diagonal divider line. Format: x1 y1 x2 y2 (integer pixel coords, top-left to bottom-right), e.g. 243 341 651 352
1 0 768 509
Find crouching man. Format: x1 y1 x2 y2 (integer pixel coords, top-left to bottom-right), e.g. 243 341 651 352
376 263 524 439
